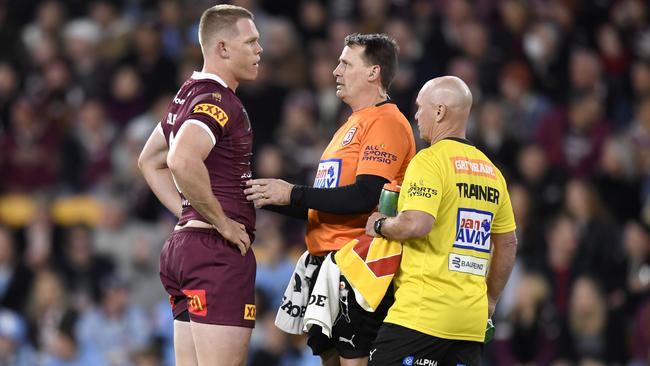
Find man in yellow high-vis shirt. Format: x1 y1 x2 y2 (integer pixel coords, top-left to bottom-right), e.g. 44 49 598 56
364 76 518 366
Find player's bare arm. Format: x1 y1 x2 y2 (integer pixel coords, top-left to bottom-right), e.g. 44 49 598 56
167 123 251 255
486 231 518 317
366 210 435 241
138 126 182 218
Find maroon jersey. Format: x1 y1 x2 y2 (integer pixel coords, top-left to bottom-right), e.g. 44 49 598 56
160 72 255 236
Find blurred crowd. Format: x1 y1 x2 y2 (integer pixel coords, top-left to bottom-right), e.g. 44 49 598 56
0 0 648 365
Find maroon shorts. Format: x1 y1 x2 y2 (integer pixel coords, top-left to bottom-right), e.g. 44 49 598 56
159 227 256 327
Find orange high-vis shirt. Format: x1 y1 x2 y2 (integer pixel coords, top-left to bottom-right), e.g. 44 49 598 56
306 102 416 255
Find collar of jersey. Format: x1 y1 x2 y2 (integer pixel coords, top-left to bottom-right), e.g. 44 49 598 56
191 71 228 88
443 136 474 146
374 98 394 107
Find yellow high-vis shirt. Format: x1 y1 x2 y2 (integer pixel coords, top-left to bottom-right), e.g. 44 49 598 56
385 138 516 342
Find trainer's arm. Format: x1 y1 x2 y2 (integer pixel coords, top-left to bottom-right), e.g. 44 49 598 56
366 210 435 241
486 231 518 317
138 126 182 218
246 174 388 215
263 204 309 220
167 123 250 253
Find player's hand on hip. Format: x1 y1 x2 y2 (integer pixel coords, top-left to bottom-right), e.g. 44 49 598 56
215 218 251 256
244 179 294 208
366 212 387 237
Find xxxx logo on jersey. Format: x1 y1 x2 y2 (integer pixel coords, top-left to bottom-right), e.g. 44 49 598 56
244 304 256 320
193 103 229 127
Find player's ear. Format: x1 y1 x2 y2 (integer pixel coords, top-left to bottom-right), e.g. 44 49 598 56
216 39 229 59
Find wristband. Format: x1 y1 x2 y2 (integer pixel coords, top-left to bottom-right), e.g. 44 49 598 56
374 217 387 237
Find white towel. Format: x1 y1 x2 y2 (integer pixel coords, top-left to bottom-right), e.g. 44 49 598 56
275 251 319 334
303 253 341 338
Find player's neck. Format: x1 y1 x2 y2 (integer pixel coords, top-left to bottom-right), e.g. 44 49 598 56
201 64 238 91
348 87 388 112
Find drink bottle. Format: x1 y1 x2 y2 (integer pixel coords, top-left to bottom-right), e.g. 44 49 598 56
485 318 495 343
378 182 400 217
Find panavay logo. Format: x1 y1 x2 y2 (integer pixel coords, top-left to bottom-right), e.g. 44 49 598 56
453 208 493 253
314 159 341 188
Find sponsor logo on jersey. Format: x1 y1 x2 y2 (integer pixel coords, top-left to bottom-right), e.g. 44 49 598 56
450 157 497 179
449 253 488 276
244 304 256 320
453 208 493 253
407 180 438 198
342 126 357 146
182 289 207 316
166 113 177 125
456 182 500 204
193 103 229 127
172 90 187 105
362 144 398 164
314 159 341 188
403 356 414 366
211 92 222 102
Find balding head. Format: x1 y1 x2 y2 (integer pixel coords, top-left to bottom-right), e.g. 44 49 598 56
421 76 472 114
415 76 473 144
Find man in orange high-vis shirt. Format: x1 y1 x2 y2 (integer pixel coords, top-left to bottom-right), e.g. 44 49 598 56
245 33 416 366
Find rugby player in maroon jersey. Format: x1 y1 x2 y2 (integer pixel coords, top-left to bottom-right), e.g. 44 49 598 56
138 5 262 366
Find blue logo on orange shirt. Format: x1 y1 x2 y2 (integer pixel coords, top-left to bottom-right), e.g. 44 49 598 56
314 159 341 188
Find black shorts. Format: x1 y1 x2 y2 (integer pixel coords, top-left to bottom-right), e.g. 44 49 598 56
368 323 482 366
306 255 394 359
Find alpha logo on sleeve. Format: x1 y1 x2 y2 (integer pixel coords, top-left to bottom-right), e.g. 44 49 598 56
182 289 207 316
314 159 342 188
450 157 496 179
193 103 229 126
244 304 256 320
342 126 357 146
448 253 488 276
453 208 493 253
